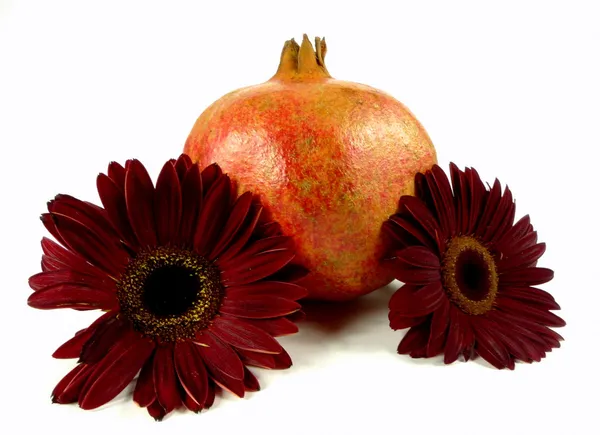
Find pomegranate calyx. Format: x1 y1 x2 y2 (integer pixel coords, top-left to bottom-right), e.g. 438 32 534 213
271 34 331 81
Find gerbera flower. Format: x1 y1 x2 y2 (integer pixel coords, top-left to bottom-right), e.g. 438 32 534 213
382 163 564 369
28 154 307 420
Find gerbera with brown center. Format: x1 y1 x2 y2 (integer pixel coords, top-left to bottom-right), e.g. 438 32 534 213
382 163 565 369
28 154 307 420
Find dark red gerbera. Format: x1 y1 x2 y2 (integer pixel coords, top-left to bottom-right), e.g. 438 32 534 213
382 163 565 369
28 154 307 420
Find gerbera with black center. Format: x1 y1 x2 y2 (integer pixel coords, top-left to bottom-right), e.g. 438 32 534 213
28 154 307 420
382 163 565 370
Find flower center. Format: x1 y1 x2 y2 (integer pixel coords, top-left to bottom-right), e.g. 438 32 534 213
441 236 498 315
116 247 222 342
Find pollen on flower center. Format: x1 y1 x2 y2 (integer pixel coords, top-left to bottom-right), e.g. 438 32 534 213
441 236 498 315
116 246 223 341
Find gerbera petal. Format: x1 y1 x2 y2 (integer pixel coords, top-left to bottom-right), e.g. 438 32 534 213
52 213 128 277
444 307 474 365
193 174 231 256
217 206 264 263
237 349 276 369
154 161 182 246
53 364 94 404
195 332 245 381
497 243 547 273
494 215 532 253
389 281 444 317
473 321 512 369
27 284 117 310
488 311 562 351
174 154 193 182
40 213 68 247
147 399 167 421
153 345 182 413
496 297 565 327
174 341 209 410
79 333 155 410
400 196 445 252
427 298 450 357
425 165 456 237
385 214 438 253
96 173 139 247
220 295 301 319
243 368 260 392
200 163 223 192
397 322 430 357
29 269 114 292
389 311 427 330
79 315 130 364
178 163 203 245
498 286 560 310
500 267 554 286
211 317 283 354
449 163 469 234
133 354 156 408
465 167 487 233
394 266 441 286
392 246 441 269
272 348 293 369
238 317 299 337
52 312 115 359
474 178 502 238
125 159 157 247
209 191 254 260
221 249 295 286
182 389 203 413
482 186 514 242
225 280 307 301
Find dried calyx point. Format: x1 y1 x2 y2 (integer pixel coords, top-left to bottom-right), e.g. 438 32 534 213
272 34 331 80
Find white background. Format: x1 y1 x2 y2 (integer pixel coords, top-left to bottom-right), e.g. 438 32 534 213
1 0 599 434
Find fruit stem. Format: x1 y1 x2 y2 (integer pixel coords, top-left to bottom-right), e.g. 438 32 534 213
271 34 331 81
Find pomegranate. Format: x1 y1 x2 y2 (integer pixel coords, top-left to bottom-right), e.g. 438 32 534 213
184 35 437 301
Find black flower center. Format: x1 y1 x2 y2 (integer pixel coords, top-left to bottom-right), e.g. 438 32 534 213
142 266 201 317
442 236 498 315
117 247 223 341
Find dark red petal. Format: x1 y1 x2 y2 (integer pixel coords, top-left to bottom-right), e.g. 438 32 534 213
473 323 512 370
154 161 182 246
495 215 532 253
153 345 181 413
204 383 217 409
498 285 560 310
497 243 547 273
237 349 276 369
133 353 156 408
52 214 128 277
488 311 561 350
79 333 155 410
272 348 293 369
174 154 193 182
401 196 445 253
393 264 441 286
178 164 203 245
182 389 203 413
193 174 231 256
496 297 565 327
225 281 307 301
220 295 301 319
501 267 554 286
96 173 139 248
221 250 295 286
41 213 68 247
397 323 430 356
425 165 456 237
389 311 427 330
243 368 260 392
53 312 115 359
449 163 469 234
195 332 245 380
52 364 86 402
217 206 263 263
393 246 440 269
427 298 450 357
239 317 299 337
200 163 223 192
209 191 253 260
79 315 130 364
444 307 474 364
474 178 502 238
268 262 310 283
107 161 126 189
211 317 282 354
482 186 514 242
174 341 209 410
53 364 94 404
27 284 116 310
388 282 445 317
48 194 118 241
29 269 114 292
465 167 487 234
125 159 157 247
387 213 437 253
147 400 167 421
231 235 295 259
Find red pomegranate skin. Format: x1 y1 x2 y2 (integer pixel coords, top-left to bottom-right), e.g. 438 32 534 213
184 36 437 301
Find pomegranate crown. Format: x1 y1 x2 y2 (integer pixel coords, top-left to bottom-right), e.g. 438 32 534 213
272 34 332 81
